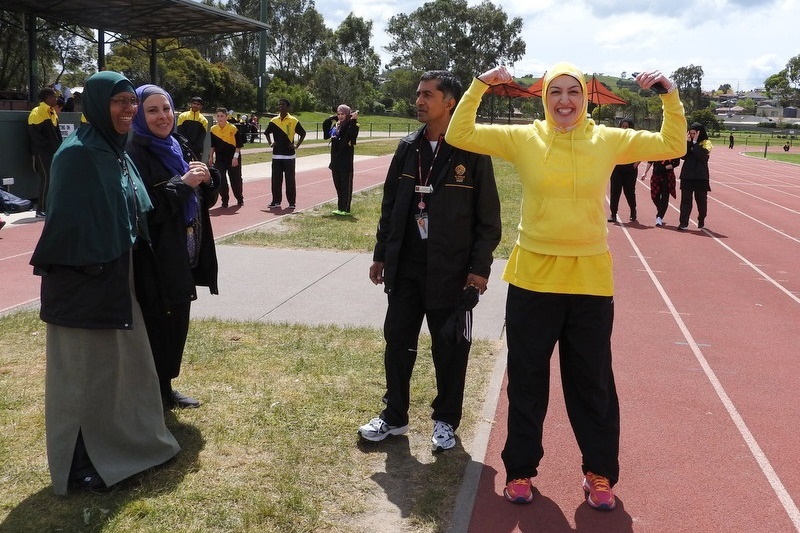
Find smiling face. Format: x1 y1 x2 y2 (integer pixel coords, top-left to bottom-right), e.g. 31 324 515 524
142 93 174 139
546 74 584 130
109 91 138 134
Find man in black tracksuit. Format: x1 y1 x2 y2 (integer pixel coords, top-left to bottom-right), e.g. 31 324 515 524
358 70 502 452
27 87 63 217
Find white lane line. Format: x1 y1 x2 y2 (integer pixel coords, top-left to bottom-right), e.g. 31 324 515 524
618 224 800 531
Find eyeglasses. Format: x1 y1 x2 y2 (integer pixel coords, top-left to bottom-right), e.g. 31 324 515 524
110 96 139 108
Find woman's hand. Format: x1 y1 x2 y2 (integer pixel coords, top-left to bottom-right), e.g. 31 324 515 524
182 161 211 187
478 65 513 86
634 70 674 94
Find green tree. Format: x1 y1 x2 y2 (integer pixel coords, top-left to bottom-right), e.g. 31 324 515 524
764 55 800 107
330 13 380 80
106 39 255 111
385 0 525 87
263 0 328 83
686 109 721 134
671 64 704 112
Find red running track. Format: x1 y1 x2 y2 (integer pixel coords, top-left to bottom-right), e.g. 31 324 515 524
469 146 800 532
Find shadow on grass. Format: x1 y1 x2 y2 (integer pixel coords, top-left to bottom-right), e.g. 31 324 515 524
357 434 472 529
0 413 204 533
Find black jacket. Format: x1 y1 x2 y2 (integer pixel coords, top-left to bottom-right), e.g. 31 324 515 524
128 133 220 316
680 141 710 182
374 126 502 309
322 115 359 173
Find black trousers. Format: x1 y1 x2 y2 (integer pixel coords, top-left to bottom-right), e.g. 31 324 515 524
679 183 708 227
271 158 297 204
142 301 191 397
609 173 637 218
652 176 671 219
501 285 620 485
216 160 243 205
33 153 54 213
380 268 471 429
332 168 354 212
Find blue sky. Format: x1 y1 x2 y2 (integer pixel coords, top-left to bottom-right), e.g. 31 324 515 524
317 0 800 91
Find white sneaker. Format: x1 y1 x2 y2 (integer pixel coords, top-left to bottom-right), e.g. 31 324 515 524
431 420 456 452
358 417 408 442
655 217 663 227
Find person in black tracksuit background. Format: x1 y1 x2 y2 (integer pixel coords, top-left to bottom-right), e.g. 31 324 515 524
678 121 712 230
264 98 306 209
607 117 639 222
357 70 502 453
28 87 63 217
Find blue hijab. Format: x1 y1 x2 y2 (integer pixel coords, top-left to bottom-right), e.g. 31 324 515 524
132 84 189 177
132 84 198 223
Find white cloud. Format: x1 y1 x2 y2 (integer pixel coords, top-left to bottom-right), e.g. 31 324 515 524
316 0 799 90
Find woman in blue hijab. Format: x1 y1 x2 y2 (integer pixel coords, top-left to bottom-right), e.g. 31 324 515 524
31 71 180 495
128 84 219 410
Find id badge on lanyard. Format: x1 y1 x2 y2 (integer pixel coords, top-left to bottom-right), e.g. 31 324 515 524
415 212 429 239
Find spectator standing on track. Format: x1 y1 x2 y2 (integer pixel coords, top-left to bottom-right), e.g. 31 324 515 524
208 107 244 208
678 122 712 230
729 133 734 149
27 87 63 218
264 98 305 210
323 104 360 216
607 117 639 222
641 157 680 227
177 96 209 161
358 70 502 454
445 63 686 510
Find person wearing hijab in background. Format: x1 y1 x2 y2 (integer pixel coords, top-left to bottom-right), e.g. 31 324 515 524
446 63 686 509
323 104 360 215
30 71 180 495
127 84 220 410
641 157 680 227
607 117 639 222
678 122 712 230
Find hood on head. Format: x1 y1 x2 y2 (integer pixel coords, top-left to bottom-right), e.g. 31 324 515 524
542 62 588 131
133 84 176 137
83 71 135 150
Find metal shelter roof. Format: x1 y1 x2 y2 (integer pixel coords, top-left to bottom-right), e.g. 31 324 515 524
0 0 269 38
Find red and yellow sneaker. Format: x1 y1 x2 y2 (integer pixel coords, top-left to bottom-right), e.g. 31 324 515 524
583 472 616 510
504 478 534 504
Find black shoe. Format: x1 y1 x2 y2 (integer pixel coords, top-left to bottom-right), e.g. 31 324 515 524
698 218 705 229
221 202 229 208
237 200 244 206
168 390 201 409
288 204 296 209
677 225 687 231
69 468 108 493
268 202 280 208
607 215 616 222
35 211 46 218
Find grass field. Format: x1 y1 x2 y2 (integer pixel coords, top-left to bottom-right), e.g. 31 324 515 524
0 139 509 533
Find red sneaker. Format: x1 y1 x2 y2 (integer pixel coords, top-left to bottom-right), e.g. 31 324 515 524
504 478 534 504
583 472 616 510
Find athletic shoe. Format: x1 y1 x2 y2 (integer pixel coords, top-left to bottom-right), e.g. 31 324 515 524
331 209 344 215
0 219 5 231
357 417 408 442
607 215 616 222
655 217 663 227
431 420 456 452
677 225 687 231
268 202 280 208
288 204 296 209
504 478 534 504
583 472 616 510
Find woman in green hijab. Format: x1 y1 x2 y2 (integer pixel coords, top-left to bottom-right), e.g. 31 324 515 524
31 71 180 495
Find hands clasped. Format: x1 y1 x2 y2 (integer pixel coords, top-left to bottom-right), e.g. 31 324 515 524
182 161 211 187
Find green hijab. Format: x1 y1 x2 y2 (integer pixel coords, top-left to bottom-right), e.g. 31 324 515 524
31 71 153 268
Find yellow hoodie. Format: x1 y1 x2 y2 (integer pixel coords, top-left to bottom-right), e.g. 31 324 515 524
445 62 687 296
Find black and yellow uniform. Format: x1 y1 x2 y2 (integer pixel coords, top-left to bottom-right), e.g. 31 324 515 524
209 122 243 207
28 101 63 214
177 110 208 159
264 114 306 206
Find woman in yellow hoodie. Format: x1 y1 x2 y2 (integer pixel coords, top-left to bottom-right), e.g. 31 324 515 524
445 63 686 509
